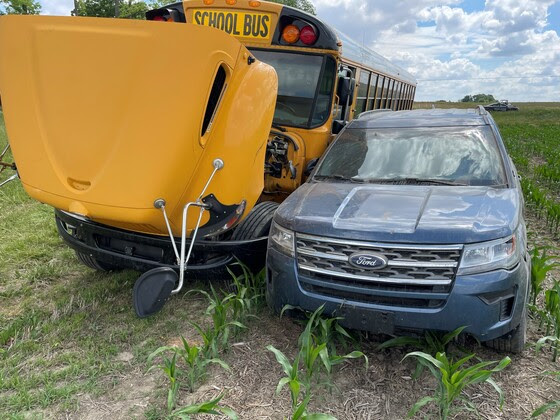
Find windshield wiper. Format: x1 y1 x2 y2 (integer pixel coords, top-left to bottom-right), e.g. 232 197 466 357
401 178 468 186
348 177 469 186
314 174 365 183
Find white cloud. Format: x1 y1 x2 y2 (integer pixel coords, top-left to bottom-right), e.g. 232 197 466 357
40 0 74 16
316 0 560 101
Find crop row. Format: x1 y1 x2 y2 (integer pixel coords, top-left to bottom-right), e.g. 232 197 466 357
145 260 559 419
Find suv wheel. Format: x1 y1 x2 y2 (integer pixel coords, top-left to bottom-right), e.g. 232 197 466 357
485 306 527 353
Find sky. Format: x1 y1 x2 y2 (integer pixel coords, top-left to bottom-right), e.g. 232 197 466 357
37 0 560 101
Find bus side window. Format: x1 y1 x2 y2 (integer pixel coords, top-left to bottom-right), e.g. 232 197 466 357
367 74 378 111
355 69 369 116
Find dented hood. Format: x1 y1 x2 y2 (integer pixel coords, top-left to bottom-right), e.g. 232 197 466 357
275 182 521 244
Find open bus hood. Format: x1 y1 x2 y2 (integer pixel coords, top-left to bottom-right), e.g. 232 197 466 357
0 15 277 235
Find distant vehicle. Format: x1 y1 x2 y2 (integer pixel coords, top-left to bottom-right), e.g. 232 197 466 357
267 106 530 353
484 100 519 112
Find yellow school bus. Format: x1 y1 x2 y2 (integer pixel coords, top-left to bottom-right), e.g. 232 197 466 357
148 1 417 197
0 1 416 315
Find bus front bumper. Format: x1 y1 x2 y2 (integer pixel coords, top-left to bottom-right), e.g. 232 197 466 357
55 209 266 277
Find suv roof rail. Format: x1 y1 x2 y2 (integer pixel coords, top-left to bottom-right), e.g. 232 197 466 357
357 109 394 119
475 105 488 115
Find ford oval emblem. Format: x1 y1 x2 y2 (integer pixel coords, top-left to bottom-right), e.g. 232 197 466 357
348 252 388 270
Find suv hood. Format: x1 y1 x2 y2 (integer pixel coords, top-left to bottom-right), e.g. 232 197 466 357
275 182 520 244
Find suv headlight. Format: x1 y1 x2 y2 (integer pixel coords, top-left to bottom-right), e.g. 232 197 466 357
458 230 522 275
269 221 295 257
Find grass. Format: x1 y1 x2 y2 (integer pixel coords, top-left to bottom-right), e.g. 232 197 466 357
2 104 560 417
0 109 221 416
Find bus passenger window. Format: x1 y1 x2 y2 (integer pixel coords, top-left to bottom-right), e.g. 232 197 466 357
367 74 378 111
355 70 369 116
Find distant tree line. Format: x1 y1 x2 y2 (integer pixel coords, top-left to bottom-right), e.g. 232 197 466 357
0 0 41 14
0 0 316 18
71 0 316 19
460 94 496 103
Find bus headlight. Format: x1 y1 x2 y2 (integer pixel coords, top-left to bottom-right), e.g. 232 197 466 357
458 231 521 275
269 221 295 257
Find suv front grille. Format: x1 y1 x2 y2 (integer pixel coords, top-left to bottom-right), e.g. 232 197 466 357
296 233 463 308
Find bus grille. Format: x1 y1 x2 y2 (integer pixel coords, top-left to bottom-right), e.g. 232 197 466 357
296 233 462 308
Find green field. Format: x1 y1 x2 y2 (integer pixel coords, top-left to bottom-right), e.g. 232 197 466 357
1 104 560 419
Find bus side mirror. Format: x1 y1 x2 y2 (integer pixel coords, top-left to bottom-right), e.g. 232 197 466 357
337 76 355 106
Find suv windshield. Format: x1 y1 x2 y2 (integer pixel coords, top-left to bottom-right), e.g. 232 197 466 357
315 126 508 186
251 50 335 128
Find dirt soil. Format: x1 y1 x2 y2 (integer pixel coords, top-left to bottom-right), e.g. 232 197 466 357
64 214 560 420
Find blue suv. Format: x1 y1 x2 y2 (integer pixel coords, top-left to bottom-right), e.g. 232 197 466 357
266 107 530 353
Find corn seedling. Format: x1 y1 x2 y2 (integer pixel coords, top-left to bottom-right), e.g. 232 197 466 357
298 305 367 390
189 321 219 359
170 393 238 419
530 247 559 306
190 285 246 353
536 335 560 363
531 370 560 419
267 345 338 419
377 326 467 378
292 394 337 420
227 261 266 304
403 351 510 420
149 337 230 392
147 351 181 413
226 263 264 325
533 280 560 361
267 344 304 410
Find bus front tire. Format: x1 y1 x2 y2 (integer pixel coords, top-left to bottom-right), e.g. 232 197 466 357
232 201 279 240
75 252 119 272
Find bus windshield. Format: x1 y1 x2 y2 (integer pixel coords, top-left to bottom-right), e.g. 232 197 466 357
251 50 335 128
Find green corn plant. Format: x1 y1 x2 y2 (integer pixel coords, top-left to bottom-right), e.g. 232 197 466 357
403 351 511 420
190 285 246 353
149 337 230 392
297 305 367 390
227 260 267 304
170 393 238 419
536 336 560 363
147 351 181 413
291 394 337 420
530 247 559 306
226 262 264 325
267 345 338 419
544 281 560 336
377 326 467 378
189 321 219 359
267 344 304 410
531 370 560 419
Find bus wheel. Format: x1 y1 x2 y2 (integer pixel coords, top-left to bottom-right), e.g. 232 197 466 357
232 201 279 240
75 252 119 272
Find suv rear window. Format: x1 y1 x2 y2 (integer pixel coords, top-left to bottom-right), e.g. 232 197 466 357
315 126 507 186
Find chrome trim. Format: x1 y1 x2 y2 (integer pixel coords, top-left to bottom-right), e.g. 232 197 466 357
388 260 457 268
296 233 463 251
299 264 452 286
297 248 348 261
298 247 458 268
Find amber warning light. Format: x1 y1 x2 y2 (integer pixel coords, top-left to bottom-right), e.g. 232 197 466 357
281 23 317 45
281 24 299 43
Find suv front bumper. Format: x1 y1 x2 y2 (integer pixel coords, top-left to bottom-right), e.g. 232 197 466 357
266 246 530 341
